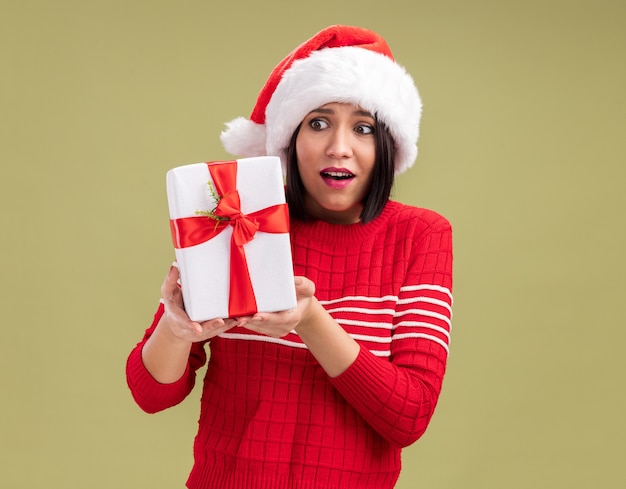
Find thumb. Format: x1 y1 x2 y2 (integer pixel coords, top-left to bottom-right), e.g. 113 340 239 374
294 276 315 299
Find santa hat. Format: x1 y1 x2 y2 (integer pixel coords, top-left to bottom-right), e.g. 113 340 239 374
220 25 422 175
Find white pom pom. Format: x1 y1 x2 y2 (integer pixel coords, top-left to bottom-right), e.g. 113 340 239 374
220 117 267 157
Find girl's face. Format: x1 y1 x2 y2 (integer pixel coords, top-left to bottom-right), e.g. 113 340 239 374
295 102 377 224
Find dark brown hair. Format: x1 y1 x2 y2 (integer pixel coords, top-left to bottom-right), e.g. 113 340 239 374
285 117 396 224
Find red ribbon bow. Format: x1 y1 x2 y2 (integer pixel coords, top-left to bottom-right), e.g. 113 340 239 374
169 161 289 317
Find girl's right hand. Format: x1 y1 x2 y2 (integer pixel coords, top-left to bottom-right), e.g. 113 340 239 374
160 265 237 343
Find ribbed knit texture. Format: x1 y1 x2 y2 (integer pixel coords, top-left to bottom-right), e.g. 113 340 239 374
126 200 453 489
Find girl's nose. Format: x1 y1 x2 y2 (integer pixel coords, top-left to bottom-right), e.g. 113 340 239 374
326 128 353 159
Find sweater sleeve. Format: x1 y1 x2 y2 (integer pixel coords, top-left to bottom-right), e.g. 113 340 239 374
329 212 453 447
125 303 208 414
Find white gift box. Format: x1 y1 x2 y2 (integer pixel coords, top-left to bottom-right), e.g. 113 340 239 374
166 156 297 321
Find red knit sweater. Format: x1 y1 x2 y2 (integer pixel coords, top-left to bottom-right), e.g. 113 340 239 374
126 200 453 489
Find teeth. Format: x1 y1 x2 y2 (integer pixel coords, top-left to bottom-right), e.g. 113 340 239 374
322 171 353 179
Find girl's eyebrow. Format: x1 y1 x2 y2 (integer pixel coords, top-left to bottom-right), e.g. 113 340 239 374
309 107 334 115
309 107 374 118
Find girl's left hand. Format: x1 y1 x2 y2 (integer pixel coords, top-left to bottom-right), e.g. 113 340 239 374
237 276 317 338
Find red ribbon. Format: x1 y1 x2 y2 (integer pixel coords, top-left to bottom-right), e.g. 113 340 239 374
169 161 289 318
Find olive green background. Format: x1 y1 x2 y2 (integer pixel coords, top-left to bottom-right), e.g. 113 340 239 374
2 0 625 487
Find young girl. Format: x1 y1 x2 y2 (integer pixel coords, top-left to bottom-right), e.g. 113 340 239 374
126 25 453 489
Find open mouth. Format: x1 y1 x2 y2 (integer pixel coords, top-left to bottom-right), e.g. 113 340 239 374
321 170 355 180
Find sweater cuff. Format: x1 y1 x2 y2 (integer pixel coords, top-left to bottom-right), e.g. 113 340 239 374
329 346 396 408
126 344 193 413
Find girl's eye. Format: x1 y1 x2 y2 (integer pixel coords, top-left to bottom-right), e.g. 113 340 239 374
355 124 374 135
309 118 329 130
